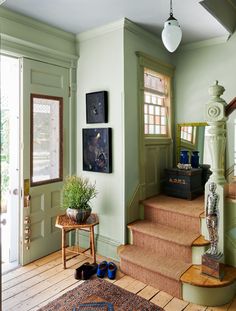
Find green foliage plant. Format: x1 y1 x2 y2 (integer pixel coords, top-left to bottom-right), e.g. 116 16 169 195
62 175 97 210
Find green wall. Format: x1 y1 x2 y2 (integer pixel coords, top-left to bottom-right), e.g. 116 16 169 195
225 199 236 266
76 21 125 259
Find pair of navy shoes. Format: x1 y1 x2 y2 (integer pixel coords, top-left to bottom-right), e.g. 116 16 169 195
74 260 117 280
97 261 117 280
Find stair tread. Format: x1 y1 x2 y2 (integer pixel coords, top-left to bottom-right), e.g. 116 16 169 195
128 220 200 246
119 244 191 281
143 194 204 218
192 235 210 246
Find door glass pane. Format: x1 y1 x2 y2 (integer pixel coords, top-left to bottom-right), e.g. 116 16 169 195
31 94 63 186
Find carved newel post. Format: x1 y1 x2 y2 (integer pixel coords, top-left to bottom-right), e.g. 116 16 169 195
202 81 228 280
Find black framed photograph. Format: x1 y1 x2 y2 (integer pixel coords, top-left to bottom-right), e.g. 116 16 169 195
83 128 112 173
86 91 108 123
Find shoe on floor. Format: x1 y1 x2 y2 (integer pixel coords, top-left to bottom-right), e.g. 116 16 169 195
74 262 98 280
97 260 108 278
107 262 117 280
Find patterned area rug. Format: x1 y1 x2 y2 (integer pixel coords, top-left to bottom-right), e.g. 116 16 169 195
38 278 163 311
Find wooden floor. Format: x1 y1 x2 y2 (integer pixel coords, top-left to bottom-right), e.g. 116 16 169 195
2 250 236 311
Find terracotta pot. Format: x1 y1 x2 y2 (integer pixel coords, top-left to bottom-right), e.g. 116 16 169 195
66 207 92 224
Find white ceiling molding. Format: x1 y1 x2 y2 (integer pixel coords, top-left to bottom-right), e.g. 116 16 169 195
179 35 230 52
76 19 125 42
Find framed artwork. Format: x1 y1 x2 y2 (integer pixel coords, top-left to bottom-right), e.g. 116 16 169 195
83 128 112 173
86 91 108 123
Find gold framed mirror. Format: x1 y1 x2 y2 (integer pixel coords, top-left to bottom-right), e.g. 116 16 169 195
176 122 208 166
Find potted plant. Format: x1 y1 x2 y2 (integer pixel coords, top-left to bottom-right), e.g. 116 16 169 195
62 175 97 223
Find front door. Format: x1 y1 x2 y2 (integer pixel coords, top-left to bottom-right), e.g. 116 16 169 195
20 58 70 265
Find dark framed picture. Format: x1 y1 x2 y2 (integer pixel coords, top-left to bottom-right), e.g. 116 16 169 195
86 91 108 123
83 128 112 173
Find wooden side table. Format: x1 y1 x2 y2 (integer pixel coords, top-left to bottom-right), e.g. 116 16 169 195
55 213 99 269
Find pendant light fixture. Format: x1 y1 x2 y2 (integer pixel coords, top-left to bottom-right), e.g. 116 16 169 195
161 0 182 53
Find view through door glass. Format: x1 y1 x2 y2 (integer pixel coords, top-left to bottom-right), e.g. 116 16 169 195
30 94 63 186
0 55 20 273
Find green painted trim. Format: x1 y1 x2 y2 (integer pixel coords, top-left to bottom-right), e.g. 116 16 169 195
0 7 75 43
76 231 120 261
124 18 163 47
127 227 133 245
137 53 174 200
68 72 77 175
182 282 236 306
139 203 145 220
1 35 78 68
144 137 173 146
136 51 175 77
179 35 229 52
126 183 141 226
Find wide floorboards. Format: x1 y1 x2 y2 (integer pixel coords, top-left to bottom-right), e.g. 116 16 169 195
2 251 236 311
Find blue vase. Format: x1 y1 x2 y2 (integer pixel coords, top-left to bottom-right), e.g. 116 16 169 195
191 151 199 168
180 150 189 164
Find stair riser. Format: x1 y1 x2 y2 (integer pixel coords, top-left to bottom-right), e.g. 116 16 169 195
144 206 200 233
132 231 192 263
120 258 182 298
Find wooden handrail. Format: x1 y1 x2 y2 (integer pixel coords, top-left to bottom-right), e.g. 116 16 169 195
226 97 236 116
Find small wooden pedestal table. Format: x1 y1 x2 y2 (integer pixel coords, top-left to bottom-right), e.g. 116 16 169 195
55 213 99 269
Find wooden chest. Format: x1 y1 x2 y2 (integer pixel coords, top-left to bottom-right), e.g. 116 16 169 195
164 168 203 200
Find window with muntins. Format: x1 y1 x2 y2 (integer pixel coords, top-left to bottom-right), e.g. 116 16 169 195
144 68 169 136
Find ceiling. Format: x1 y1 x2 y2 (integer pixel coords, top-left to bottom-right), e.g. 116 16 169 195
1 0 236 44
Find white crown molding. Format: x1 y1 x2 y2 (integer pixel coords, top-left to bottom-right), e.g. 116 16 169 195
76 19 125 42
76 17 163 48
179 35 230 52
0 6 76 43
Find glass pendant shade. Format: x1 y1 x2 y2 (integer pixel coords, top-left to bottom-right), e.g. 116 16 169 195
162 16 182 52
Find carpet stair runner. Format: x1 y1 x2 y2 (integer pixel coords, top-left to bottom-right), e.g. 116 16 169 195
119 194 204 298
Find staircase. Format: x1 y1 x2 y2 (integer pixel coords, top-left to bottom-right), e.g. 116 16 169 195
119 195 204 298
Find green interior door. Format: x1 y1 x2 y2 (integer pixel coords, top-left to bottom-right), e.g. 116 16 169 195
21 58 70 265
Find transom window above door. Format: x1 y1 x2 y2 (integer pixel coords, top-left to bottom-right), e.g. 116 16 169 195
30 94 63 186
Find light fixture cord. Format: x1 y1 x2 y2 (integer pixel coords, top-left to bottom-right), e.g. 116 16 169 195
170 0 173 16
